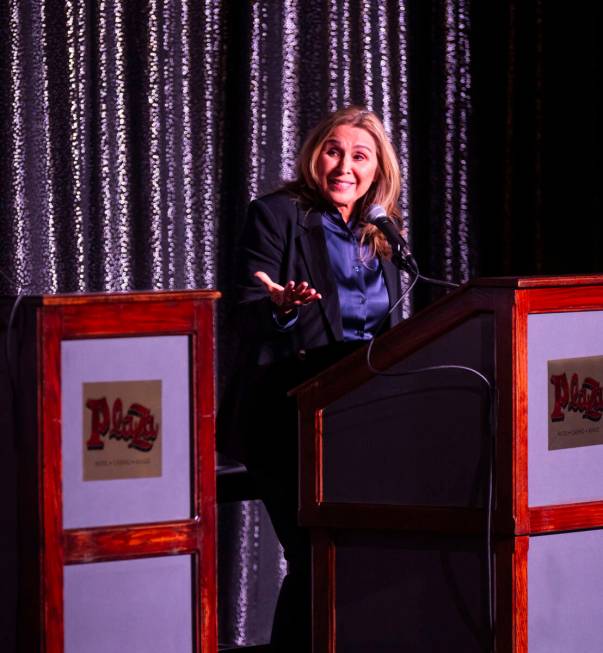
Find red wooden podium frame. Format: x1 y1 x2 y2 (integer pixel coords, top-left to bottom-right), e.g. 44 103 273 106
9 290 219 653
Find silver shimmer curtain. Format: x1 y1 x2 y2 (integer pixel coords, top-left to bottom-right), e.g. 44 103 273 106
0 0 472 647
1 0 223 293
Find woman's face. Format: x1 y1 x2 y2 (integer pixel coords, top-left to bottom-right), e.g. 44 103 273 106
315 124 379 222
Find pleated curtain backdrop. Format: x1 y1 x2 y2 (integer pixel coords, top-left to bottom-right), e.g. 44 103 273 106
0 0 472 647
1 0 223 292
0 0 473 296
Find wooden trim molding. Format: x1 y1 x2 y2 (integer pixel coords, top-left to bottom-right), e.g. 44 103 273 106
194 300 218 653
40 289 221 305
521 284 603 314
494 535 529 653
60 300 195 338
512 290 530 533
303 504 489 534
529 501 603 534
513 536 529 653
41 307 65 653
312 530 336 653
64 521 201 563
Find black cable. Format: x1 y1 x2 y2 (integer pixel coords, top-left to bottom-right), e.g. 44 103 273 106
366 267 420 372
365 263 496 651
0 268 26 449
6 294 24 392
417 273 459 289
367 359 496 650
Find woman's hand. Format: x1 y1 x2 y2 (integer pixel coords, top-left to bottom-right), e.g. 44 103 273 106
255 271 322 315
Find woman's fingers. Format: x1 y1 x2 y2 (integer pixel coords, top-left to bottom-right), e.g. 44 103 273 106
292 282 321 304
254 271 290 306
254 271 321 307
254 271 283 293
293 289 322 306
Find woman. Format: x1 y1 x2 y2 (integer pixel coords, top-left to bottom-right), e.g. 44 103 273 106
218 106 405 651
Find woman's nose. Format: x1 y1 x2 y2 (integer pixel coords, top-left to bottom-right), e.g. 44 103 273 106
336 152 352 173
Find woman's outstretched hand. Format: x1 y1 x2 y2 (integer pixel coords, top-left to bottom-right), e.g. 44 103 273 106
255 271 322 315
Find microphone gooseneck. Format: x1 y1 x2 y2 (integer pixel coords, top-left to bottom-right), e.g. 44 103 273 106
365 204 459 289
365 204 418 275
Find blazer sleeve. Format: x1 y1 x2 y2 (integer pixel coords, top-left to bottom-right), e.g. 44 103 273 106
235 196 296 341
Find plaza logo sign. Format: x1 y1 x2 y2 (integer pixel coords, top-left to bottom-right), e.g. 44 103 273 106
548 356 603 450
82 380 162 481
86 398 159 452
550 373 603 423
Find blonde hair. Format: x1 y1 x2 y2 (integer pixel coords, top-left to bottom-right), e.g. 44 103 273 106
285 106 402 258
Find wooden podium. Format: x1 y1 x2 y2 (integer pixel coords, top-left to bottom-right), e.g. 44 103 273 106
294 275 603 653
0 291 219 653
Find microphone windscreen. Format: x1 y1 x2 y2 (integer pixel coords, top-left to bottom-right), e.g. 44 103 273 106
365 204 388 224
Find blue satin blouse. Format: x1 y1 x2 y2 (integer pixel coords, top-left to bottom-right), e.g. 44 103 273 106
321 210 390 341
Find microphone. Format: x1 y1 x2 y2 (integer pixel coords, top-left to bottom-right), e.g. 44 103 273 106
365 204 418 274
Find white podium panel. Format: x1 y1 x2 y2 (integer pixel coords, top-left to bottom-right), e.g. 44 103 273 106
528 529 603 652
62 336 191 528
528 311 603 506
64 555 194 653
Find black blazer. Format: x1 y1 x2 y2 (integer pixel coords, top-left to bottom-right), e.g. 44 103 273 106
217 191 404 462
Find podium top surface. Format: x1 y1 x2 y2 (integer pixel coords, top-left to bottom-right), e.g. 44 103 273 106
471 274 603 288
0 289 221 306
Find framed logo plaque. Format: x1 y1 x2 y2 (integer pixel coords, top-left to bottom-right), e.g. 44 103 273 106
548 355 603 450
83 380 162 481
61 335 191 529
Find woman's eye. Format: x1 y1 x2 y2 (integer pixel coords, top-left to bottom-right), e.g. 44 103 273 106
353 154 366 161
326 149 340 156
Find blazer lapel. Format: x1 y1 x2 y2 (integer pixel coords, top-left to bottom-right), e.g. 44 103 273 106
381 258 403 327
296 207 343 341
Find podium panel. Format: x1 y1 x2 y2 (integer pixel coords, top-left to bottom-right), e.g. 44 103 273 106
528 310 603 507
322 315 493 507
64 555 194 653
528 529 603 652
333 531 488 653
62 335 192 528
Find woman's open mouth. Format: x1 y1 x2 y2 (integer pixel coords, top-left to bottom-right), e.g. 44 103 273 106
328 179 354 191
